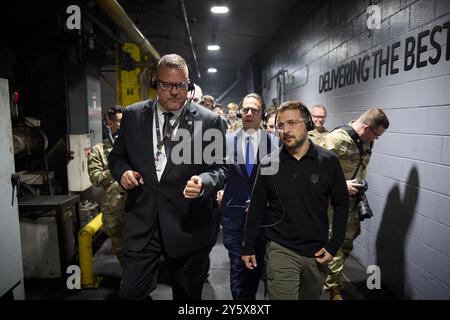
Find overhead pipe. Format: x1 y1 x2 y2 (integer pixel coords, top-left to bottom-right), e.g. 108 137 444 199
95 0 161 61
216 70 241 103
178 0 201 79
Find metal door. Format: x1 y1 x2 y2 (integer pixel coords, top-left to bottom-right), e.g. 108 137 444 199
0 78 25 299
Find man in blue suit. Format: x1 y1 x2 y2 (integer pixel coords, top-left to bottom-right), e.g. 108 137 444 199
217 93 278 300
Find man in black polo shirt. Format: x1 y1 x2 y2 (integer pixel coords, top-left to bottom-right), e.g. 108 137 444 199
242 101 349 300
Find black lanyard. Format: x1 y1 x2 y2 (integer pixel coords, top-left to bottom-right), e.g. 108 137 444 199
340 125 372 180
154 107 183 159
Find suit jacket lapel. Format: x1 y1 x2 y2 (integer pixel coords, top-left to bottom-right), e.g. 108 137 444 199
249 131 272 180
142 99 158 183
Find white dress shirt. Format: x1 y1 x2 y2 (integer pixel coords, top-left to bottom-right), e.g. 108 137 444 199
153 100 184 181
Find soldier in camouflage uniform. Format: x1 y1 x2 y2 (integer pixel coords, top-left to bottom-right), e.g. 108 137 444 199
228 119 243 133
88 105 126 264
309 104 329 144
320 108 389 300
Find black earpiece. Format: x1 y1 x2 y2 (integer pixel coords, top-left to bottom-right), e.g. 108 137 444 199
187 81 195 92
150 78 157 89
303 106 315 131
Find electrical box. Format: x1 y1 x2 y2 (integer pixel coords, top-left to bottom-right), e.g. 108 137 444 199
67 134 92 192
67 64 102 148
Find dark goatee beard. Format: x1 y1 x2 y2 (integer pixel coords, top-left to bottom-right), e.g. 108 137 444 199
294 135 307 149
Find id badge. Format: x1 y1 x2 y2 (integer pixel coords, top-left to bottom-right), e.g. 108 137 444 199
155 152 166 172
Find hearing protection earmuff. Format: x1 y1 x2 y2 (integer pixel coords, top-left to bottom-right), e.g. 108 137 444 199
304 106 315 131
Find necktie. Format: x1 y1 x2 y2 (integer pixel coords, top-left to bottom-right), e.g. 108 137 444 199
163 112 174 158
245 136 254 177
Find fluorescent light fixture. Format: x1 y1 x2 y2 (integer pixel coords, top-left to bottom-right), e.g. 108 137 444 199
211 6 229 14
207 45 220 51
207 68 217 73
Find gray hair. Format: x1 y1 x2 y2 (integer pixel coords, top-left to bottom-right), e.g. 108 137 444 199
311 104 327 115
157 54 189 77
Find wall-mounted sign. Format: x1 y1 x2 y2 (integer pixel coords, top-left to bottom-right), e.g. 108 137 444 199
319 20 450 93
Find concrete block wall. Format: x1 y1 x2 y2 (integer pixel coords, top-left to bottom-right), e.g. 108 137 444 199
261 0 450 299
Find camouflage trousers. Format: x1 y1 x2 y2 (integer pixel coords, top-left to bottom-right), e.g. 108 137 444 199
102 210 124 264
324 208 361 290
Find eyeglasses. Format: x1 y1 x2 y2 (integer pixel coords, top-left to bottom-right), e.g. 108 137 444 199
241 107 262 115
275 119 306 130
157 79 189 91
365 123 382 137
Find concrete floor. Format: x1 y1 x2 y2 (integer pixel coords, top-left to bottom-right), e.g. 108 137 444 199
23 229 396 300
88 229 266 300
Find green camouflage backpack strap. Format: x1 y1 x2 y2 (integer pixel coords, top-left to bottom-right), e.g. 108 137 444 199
338 125 372 180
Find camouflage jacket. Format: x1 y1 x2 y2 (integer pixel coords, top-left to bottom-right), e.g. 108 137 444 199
309 128 329 145
88 139 126 215
319 124 371 182
227 119 243 133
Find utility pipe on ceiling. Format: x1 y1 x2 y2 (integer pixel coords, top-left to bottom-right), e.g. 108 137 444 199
179 0 201 79
95 0 161 61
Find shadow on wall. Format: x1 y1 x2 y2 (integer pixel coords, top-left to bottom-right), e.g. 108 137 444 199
376 167 418 299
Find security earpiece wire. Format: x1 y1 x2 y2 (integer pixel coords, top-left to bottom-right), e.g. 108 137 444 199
255 166 285 229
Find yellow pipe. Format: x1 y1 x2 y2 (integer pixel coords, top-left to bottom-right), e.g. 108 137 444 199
78 213 104 289
95 0 161 61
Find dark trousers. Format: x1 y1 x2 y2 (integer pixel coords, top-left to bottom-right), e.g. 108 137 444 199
119 229 210 300
228 237 265 300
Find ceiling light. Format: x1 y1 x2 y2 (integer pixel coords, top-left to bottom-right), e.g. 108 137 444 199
211 6 229 14
207 68 217 73
207 45 220 51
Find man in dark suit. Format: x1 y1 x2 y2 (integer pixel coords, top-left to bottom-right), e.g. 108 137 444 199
217 93 278 300
108 54 227 300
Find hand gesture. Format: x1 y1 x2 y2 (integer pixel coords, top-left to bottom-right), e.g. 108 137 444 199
183 175 203 199
121 170 144 190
